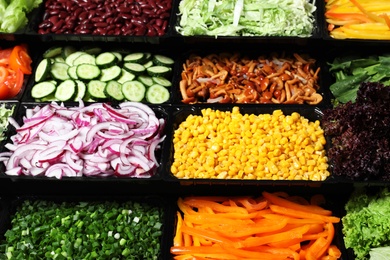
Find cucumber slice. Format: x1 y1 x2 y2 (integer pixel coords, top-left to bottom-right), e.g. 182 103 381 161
117 69 136 84
146 66 172 77
55 79 77 101
35 58 51 82
100 65 122 82
152 76 172 87
43 46 63 59
137 75 154 87
31 81 56 99
50 62 70 81
74 80 87 101
105 80 124 101
87 80 107 100
73 53 96 66
67 65 79 80
65 51 84 66
76 64 101 80
123 52 145 63
152 54 175 67
122 81 146 102
80 46 102 55
123 62 146 75
146 84 170 104
62 46 77 59
96 52 118 68
143 60 153 69
112 52 123 63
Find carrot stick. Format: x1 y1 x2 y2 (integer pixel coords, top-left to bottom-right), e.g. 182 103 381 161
174 211 184 247
262 191 333 216
234 224 311 248
269 205 340 223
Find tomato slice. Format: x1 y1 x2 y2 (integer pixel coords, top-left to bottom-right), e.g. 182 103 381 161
7 68 24 98
0 48 12 66
9 45 32 75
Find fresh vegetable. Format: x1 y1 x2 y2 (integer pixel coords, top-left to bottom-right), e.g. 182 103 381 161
176 0 316 37
31 46 173 104
327 53 390 104
325 0 390 40
0 199 164 259
0 101 166 178
370 247 390 260
0 103 15 141
171 192 341 259
171 107 329 181
0 0 42 33
342 187 390 260
322 82 390 181
0 44 32 99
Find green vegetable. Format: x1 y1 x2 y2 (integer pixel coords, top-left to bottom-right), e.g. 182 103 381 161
0 200 164 259
342 187 390 260
0 0 42 33
370 247 390 260
176 0 316 37
328 54 390 104
0 103 15 141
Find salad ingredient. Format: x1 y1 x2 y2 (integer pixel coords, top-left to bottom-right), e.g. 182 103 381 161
327 54 390 104
171 192 341 259
370 247 390 260
322 81 390 181
325 0 390 40
1 199 164 259
0 0 42 33
171 107 329 181
176 0 316 37
180 52 322 105
0 101 166 178
0 103 15 141
342 187 390 260
38 0 171 36
31 46 173 104
0 44 32 99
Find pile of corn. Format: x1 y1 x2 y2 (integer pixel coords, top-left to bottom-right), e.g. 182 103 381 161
171 107 329 181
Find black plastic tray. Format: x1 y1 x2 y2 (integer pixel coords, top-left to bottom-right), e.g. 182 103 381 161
162 104 342 186
22 42 178 105
171 46 333 108
24 0 177 44
0 195 175 260
168 191 350 260
171 0 323 43
0 102 170 182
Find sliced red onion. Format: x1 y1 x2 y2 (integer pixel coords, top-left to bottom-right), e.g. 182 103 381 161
0 101 165 179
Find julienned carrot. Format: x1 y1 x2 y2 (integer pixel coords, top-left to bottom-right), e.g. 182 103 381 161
171 194 342 259
262 191 333 216
269 204 340 223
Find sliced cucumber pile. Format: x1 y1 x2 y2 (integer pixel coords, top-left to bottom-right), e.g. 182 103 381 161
31 45 174 104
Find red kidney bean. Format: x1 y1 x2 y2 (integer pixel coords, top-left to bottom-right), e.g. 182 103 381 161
38 0 172 36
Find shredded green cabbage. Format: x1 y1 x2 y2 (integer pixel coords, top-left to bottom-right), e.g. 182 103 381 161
176 0 317 37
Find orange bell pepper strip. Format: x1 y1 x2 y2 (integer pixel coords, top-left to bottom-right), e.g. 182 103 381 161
234 224 311 248
183 199 248 214
269 205 340 223
178 198 198 215
184 214 255 226
349 0 384 23
181 224 235 246
262 191 333 216
174 211 184 247
262 214 325 225
328 244 342 258
236 198 268 212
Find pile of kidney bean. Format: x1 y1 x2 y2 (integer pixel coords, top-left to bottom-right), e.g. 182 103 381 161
37 0 172 36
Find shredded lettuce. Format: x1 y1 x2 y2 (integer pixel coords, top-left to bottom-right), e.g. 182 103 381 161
0 0 42 33
176 0 316 37
370 247 390 260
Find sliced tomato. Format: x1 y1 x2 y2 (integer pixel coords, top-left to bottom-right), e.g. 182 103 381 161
0 48 12 66
0 67 10 99
9 45 32 75
7 69 24 98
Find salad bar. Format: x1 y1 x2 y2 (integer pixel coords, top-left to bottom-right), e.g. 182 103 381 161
0 0 390 259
